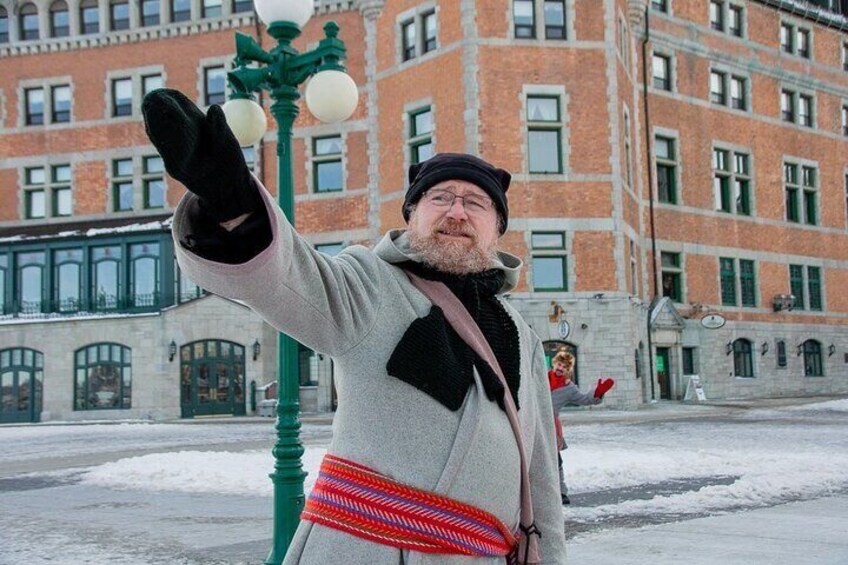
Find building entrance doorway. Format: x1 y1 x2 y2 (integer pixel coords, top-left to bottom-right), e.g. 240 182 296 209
543 340 579 386
656 347 672 400
180 340 246 418
0 348 43 424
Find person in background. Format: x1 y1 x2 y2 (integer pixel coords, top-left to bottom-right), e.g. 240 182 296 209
548 348 614 504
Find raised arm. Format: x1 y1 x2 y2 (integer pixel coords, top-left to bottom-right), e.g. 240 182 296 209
144 89 385 356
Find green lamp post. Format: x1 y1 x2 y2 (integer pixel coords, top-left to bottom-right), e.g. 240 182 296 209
220 1 359 563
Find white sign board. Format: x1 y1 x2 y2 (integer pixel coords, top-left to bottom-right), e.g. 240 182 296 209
557 320 571 340
700 313 726 330
683 375 707 402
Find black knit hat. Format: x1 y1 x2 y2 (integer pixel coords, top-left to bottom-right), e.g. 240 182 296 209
402 153 511 234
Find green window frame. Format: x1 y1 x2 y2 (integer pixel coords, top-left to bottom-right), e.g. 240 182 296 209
52 248 83 313
710 70 726 105
51 84 71 123
37 1 62 28
110 0 129 30
409 107 434 165
784 163 800 222
171 0 190 22
733 338 754 377
2 233 174 318
789 264 804 311
781 89 795 123
544 0 566 40
313 136 343 193
801 165 817 225
111 77 132 117
655 136 677 204
660 251 683 302
74 343 132 410
651 0 667 12
16 251 46 314
713 149 731 212
24 87 44 125
739 259 756 307
80 0 99 33
140 0 160 25
176 260 204 303
527 95 562 174
23 166 46 219
652 53 671 91
807 266 822 311
51 164 72 217
514 0 535 39
129 242 161 308
112 158 134 212
802 340 823 377
531 231 567 291
0 254 7 314
203 66 226 106
143 155 165 209
720 257 736 306
202 0 222 17
23 164 71 219
421 10 438 51
401 19 416 61
92 245 122 310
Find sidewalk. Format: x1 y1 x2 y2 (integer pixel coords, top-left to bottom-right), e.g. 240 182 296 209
567 495 848 565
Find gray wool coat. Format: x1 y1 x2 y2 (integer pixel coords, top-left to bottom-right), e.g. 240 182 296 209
172 180 567 565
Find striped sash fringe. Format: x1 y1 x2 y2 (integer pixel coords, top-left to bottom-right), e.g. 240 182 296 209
302 454 518 557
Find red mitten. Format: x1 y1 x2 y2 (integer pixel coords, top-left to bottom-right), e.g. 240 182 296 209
594 377 615 399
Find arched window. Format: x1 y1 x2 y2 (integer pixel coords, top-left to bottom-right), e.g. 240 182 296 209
0 7 10 43
0 348 44 423
49 1 69 37
733 338 753 378
91 245 121 310
74 343 132 410
803 339 823 377
79 0 100 34
19 3 39 41
129 242 160 307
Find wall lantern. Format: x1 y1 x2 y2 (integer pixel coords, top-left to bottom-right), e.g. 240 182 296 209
168 340 177 362
725 341 733 355
828 344 836 357
253 339 262 361
760 342 769 356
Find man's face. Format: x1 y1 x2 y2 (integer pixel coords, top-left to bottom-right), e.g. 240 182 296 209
407 179 501 275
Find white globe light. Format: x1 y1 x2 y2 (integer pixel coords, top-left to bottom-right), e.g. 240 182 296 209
305 70 359 123
222 98 267 147
253 0 313 27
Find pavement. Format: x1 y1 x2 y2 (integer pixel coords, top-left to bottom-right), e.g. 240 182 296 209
3 394 846 564
568 495 848 565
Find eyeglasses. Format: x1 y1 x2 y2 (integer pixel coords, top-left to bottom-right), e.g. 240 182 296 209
423 189 494 214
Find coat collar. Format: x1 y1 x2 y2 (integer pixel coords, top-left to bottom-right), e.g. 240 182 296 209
373 229 522 294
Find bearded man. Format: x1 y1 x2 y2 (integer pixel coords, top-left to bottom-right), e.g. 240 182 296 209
143 89 566 565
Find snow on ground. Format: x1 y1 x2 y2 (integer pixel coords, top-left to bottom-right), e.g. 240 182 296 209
68 398 848 527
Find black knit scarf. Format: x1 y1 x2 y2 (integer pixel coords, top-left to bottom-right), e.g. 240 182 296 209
386 261 522 412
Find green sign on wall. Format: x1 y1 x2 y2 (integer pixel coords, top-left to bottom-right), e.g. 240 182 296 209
656 357 665 372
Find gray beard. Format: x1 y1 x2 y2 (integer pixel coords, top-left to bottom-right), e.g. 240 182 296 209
407 228 497 275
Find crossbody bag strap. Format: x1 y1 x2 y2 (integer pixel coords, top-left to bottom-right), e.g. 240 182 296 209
405 271 541 564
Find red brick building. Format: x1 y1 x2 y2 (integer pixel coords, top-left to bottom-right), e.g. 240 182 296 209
1 0 846 422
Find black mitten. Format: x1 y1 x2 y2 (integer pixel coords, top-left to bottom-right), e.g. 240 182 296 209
142 88 261 223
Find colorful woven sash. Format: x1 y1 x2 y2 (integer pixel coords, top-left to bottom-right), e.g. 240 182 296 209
302 454 518 557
